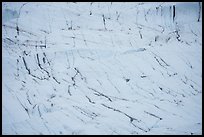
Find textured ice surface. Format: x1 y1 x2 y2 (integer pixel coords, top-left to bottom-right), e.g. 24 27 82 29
2 2 202 135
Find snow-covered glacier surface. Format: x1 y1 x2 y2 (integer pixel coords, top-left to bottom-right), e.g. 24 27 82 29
2 2 202 135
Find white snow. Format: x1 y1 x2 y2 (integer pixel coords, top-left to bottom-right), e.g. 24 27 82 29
2 2 202 135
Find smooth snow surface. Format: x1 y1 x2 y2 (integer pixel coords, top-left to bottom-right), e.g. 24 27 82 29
2 2 202 135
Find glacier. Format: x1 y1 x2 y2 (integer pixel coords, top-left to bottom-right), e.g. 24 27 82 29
2 2 202 135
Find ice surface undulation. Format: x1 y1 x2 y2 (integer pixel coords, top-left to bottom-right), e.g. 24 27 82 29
2 2 202 135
